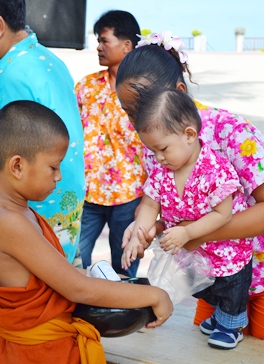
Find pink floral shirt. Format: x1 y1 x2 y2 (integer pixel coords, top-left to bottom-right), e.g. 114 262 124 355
144 143 253 277
145 101 264 293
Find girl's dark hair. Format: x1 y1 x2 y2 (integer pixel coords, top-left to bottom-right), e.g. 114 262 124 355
0 0 26 32
116 44 194 90
135 88 201 135
94 10 140 49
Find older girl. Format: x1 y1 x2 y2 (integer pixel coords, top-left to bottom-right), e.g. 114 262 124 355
116 31 264 341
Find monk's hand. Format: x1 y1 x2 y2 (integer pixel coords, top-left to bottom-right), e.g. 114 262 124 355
146 289 173 328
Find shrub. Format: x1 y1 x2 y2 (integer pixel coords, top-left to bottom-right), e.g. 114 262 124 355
192 30 202 37
141 28 152 36
235 28 245 35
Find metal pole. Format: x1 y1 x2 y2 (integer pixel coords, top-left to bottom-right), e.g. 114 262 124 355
84 0 89 49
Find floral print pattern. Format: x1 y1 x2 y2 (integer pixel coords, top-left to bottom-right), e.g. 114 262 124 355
144 101 264 292
75 70 146 205
144 143 253 277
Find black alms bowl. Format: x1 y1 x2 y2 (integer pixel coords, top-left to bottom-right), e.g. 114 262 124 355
73 277 156 337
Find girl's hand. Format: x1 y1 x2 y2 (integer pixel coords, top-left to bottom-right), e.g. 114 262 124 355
174 220 203 251
122 221 136 248
121 238 140 270
160 226 190 254
122 222 146 259
122 220 165 258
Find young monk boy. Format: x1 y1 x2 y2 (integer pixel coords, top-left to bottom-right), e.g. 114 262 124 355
0 101 173 364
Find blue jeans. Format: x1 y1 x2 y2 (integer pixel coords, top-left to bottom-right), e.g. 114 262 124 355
79 198 141 277
193 259 252 329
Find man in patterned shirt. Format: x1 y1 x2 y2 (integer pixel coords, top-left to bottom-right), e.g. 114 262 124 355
75 10 146 277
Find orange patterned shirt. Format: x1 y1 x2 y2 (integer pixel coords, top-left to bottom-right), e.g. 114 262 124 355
75 70 146 206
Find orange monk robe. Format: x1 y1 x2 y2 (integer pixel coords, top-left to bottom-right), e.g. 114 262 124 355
0 210 106 364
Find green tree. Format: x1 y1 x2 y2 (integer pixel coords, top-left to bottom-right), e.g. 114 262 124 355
60 191 77 212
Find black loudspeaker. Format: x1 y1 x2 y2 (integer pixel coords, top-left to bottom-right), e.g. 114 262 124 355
25 0 86 49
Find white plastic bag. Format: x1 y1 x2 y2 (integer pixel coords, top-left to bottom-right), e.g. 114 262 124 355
147 236 215 305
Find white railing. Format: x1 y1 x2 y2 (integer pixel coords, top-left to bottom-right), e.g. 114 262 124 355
243 37 264 51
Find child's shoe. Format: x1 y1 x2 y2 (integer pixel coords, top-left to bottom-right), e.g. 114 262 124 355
199 314 217 335
208 324 243 349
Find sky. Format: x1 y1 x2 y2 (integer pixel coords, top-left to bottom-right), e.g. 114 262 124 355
85 0 264 52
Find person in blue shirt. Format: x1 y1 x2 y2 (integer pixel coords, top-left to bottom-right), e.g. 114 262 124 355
0 0 85 262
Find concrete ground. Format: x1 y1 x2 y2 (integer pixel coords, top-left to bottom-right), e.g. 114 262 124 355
51 48 264 363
